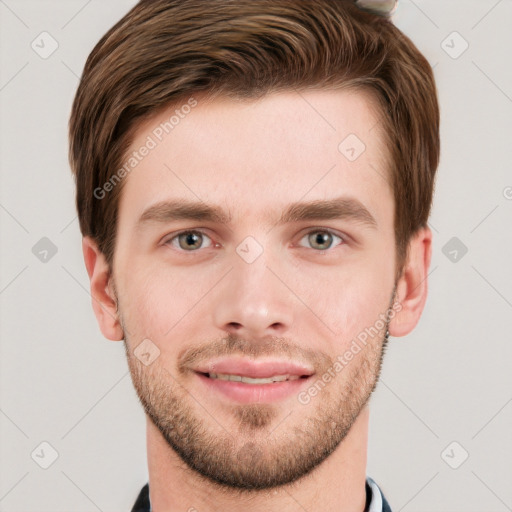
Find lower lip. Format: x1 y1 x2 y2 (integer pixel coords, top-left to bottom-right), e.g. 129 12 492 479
195 372 311 403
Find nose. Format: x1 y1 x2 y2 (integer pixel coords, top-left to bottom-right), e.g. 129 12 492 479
211 248 295 340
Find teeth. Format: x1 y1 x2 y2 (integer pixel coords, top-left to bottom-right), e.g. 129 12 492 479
208 373 301 384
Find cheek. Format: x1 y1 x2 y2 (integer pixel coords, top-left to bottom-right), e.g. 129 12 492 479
121 264 218 340
307 284 391 343
287 245 395 341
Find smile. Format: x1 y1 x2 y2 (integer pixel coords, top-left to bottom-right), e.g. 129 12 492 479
206 373 303 384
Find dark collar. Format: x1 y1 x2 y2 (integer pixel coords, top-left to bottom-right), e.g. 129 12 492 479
131 478 392 512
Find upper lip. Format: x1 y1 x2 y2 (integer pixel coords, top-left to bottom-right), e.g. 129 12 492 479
193 357 315 378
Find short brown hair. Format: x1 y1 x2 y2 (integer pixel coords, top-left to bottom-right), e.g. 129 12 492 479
69 0 440 278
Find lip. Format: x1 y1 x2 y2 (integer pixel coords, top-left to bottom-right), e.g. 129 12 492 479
195 372 312 403
193 357 314 378
192 357 314 404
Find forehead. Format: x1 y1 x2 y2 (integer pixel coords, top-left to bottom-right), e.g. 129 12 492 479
117 88 392 228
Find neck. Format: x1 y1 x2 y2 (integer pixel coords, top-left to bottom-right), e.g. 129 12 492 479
146 405 370 512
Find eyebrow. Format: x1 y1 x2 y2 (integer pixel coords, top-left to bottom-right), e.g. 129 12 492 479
136 196 378 230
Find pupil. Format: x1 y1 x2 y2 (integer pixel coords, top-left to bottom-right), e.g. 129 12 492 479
181 232 201 250
310 232 332 250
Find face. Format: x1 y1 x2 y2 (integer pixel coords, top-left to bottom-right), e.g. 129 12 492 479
112 88 399 490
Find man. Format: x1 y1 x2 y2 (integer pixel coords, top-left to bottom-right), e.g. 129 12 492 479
69 0 439 510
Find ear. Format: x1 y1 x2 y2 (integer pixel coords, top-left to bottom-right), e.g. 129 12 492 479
82 236 124 341
389 226 432 337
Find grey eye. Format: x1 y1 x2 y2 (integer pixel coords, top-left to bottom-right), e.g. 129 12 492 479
167 231 213 251
299 230 344 250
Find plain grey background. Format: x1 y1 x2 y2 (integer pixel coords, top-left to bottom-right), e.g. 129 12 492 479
0 1 511 511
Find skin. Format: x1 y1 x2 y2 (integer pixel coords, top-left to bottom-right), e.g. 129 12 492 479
82 88 432 512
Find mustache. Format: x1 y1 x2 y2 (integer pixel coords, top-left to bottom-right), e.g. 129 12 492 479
177 332 333 375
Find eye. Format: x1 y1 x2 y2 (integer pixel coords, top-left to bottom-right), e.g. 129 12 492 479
165 230 214 251
298 229 345 251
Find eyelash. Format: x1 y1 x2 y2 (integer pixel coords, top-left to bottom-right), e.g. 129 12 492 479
163 228 346 253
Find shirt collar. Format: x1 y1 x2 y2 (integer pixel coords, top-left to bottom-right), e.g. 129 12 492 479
142 476 389 512
366 476 384 512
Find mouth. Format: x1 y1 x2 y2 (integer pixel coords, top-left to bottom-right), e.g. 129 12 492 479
198 372 310 384
192 358 314 403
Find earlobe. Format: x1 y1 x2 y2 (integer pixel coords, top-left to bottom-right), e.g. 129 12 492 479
82 236 124 341
388 227 432 338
